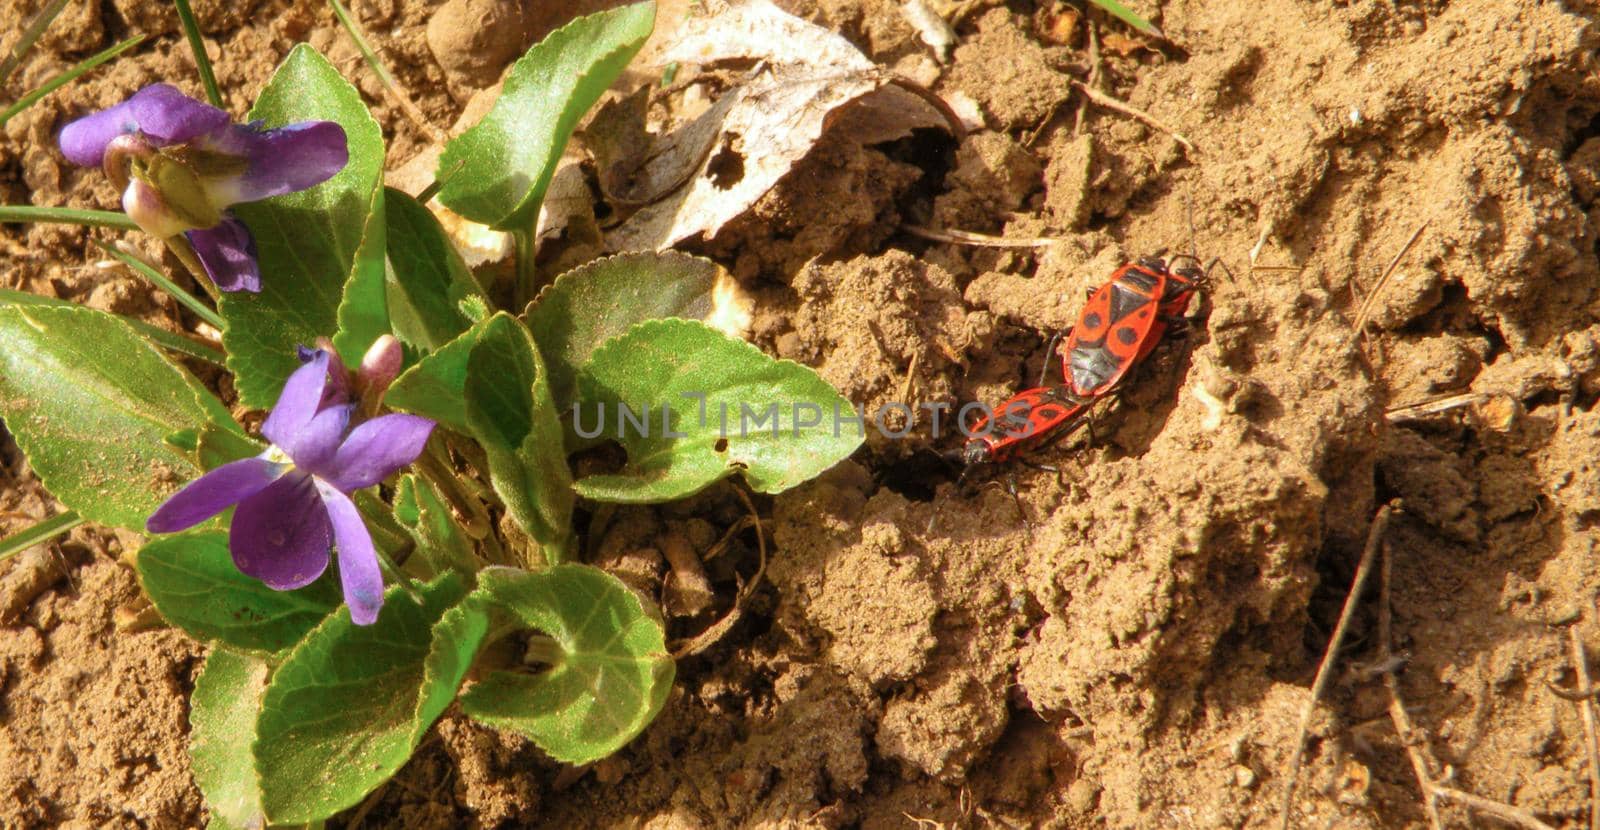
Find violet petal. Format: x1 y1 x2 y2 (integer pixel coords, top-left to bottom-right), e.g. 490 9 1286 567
145 456 287 533
283 404 353 474
229 471 332 590
185 215 260 292
127 84 231 147
261 350 330 451
326 414 436 492
315 482 383 625
201 121 349 206
58 97 140 167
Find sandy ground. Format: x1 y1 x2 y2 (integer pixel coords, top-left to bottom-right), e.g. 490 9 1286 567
3 0 1600 827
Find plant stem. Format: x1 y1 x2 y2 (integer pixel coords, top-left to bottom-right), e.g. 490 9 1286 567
0 205 137 229
417 443 507 565
522 634 565 666
0 0 70 87
0 511 83 562
92 240 226 330
172 0 223 108
513 228 537 310
0 35 147 127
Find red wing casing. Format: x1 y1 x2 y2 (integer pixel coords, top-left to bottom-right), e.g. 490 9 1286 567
1062 263 1166 397
966 386 1090 463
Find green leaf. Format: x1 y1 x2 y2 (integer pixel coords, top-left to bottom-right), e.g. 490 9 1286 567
384 318 485 432
254 573 470 824
331 184 388 363
137 531 340 654
195 423 263 470
460 565 672 764
574 319 862 503
464 314 573 562
0 287 225 361
385 188 486 352
190 649 269 830
0 305 230 529
219 45 386 407
525 251 723 413
436 2 655 230
168 422 260 472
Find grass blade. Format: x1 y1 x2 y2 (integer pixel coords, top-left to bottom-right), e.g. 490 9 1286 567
0 510 83 563
1087 0 1163 38
0 0 71 87
327 0 441 141
0 34 147 127
0 288 225 364
0 205 138 229
93 239 227 331
173 0 223 108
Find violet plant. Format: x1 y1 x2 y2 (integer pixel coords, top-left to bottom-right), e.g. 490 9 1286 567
0 3 862 826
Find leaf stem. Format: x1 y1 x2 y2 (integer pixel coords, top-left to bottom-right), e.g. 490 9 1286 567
0 0 70 87
417 443 506 565
0 205 137 229
92 240 226 331
0 35 147 127
513 228 537 310
173 0 224 108
0 511 84 563
522 634 565 667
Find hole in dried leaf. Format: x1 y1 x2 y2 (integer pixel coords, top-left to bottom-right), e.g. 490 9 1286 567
707 136 745 190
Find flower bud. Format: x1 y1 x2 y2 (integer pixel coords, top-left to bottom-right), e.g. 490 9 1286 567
357 335 404 410
121 178 191 240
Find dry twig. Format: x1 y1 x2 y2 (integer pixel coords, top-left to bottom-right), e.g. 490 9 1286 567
1377 511 1559 830
1351 220 1430 337
672 487 768 659
1566 626 1600 830
901 223 1062 248
1073 20 1100 137
1279 503 1393 830
1070 80 1195 152
1384 392 1487 423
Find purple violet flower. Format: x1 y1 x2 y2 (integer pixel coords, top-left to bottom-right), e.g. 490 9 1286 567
146 349 434 625
57 84 348 293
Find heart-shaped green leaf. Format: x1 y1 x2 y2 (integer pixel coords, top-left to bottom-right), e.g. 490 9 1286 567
459 565 673 764
0 304 231 529
575 319 862 502
383 317 486 433
137 530 340 654
464 314 573 562
436 2 655 230
190 649 269 830
254 573 470 824
220 45 386 407
525 251 724 413
385 188 487 352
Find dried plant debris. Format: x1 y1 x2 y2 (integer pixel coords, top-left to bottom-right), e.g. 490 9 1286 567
603 0 956 252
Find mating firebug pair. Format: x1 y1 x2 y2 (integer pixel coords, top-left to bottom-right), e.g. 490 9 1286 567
956 255 1213 468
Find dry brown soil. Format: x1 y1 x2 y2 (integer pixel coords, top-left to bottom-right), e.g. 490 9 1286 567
4 0 1600 827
